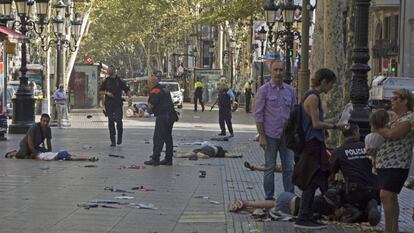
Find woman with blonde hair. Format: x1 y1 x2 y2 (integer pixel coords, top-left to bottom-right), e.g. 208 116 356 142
376 88 414 233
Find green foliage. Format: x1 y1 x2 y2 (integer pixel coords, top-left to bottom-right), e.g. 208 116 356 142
78 0 262 71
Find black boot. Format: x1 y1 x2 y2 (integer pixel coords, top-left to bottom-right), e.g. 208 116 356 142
218 132 226 136
144 157 160 166
366 199 381 226
117 135 122 145
160 159 173 166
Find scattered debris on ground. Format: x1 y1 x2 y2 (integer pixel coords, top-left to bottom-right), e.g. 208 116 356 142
104 186 134 194
119 164 146 170
131 186 155 191
109 154 125 159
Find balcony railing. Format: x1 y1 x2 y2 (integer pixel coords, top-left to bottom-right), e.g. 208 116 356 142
372 39 399 58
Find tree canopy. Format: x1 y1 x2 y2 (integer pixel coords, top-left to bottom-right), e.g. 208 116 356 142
78 0 263 72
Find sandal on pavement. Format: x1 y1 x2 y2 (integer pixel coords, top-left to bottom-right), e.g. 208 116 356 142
89 156 99 162
229 198 246 212
4 150 17 158
244 161 254 171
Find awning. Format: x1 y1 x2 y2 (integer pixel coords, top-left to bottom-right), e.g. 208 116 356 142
0 26 28 43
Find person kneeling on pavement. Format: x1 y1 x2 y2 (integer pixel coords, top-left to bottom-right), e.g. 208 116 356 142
330 123 381 226
14 114 52 159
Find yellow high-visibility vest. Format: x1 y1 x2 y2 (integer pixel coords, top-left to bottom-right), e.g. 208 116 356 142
244 82 252 90
195 81 203 88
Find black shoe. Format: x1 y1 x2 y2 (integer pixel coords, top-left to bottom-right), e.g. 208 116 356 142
294 220 327 229
117 138 122 145
144 159 160 166
110 142 116 147
244 161 254 171
229 133 234 138
160 159 173 166
366 199 381 226
218 132 226 136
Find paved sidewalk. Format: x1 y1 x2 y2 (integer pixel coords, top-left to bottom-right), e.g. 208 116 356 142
0 106 413 233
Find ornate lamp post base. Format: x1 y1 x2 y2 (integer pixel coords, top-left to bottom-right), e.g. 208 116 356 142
9 94 35 134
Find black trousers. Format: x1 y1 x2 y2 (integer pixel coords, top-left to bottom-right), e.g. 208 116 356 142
152 114 175 161
297 170 328 222
106 103 123 143
194 95 204 111
245 94 252 112
219 109 233 134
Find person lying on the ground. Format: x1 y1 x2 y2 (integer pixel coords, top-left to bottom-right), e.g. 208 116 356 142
15 113 52 159
229 188 377 224
5 150 98 161
244 161 282 172
229 191 339 220
175 144 242 159
126 103 153 118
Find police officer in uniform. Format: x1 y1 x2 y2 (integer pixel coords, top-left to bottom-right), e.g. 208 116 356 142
244 80 254 113
212 81 235 137
144 71 177 166
330 123 381 226
194 79 205 112
99 65 132 147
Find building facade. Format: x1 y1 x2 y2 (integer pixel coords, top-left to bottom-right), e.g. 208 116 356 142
368 0 400 81
399 0 414 77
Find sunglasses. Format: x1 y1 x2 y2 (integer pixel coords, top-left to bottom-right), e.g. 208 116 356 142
391 96 400 101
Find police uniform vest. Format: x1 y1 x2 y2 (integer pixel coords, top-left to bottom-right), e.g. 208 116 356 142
194 81 203 96
150 84 175 117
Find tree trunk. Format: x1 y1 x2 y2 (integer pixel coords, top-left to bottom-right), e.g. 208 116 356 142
310 1 325 75
323 0 345 148
343 0 355 105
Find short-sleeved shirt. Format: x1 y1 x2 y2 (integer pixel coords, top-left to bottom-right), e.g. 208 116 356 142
377 111 414 169
99 75 130 106
20 123 52 149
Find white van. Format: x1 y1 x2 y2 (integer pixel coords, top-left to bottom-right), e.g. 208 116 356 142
159 81 183 109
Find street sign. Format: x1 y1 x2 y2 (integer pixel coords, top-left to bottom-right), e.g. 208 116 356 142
86 56 93 64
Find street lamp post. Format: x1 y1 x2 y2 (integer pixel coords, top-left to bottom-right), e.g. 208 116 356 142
229 39 236 88
264 0 301 85
4 0 49 134
39 1 81 128
257 26 267 86
349 0 371 137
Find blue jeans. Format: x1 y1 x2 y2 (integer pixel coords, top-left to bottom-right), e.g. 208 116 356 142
264 136 294 200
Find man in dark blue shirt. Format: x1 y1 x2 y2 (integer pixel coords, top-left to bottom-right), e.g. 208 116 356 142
16 114 52 159
144 71 177 166
99 65 131 146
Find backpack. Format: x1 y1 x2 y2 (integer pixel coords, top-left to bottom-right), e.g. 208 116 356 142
282 90 319 158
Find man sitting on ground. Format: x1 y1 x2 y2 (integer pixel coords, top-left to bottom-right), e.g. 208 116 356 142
15 113 52 159
330 123 381 226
